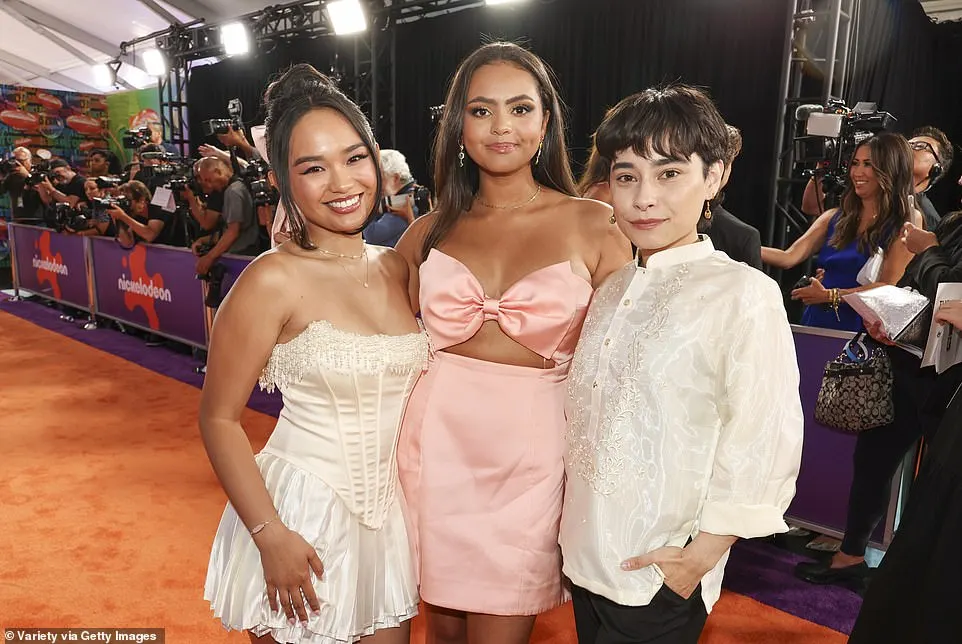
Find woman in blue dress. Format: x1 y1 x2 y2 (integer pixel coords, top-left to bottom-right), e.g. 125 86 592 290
762 133 921 331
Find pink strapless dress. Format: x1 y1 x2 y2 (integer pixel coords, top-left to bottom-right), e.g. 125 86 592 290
397 249 593 615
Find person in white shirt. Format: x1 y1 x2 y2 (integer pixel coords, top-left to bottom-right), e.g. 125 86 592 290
560 85 805 643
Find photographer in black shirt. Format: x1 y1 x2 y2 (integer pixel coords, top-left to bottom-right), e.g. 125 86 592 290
38 159 86 209
107 180 170 246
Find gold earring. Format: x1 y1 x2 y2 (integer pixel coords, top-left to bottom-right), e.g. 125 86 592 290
535 140 543 166
458 143 465 168
704 202 712 221
609 213 616 225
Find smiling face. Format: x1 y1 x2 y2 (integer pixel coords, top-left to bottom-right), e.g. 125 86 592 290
461 62 548 175
287 107 379 236
849 145 880 200
609 147 722 260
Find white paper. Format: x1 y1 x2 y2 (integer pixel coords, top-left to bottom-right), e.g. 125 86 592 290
921 283 962 374
151 186 176 213
856 248 884 286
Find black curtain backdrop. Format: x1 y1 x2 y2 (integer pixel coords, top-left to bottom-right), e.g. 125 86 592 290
185 0 962 231
392 0 792 232
845 0 962 216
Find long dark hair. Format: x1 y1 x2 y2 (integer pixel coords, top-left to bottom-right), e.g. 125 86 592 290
264 63 382 250
577 143 610 197
832 133 914 253
421 42 577 260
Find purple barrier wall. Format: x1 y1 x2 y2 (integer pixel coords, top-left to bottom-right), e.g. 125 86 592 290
788 327 889 546
10 224 90 310
88 237 208 348
218 254 254 298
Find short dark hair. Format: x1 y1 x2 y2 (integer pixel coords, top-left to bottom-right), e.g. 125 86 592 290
49 159 72 171
594 84 728 177
912 126 954 174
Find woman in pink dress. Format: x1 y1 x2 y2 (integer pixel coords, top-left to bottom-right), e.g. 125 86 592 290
395 42 632 644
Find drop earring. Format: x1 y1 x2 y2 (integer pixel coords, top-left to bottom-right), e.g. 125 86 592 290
609 213 616 225
458 143 465 168
535 140 543 165
704 201 713 221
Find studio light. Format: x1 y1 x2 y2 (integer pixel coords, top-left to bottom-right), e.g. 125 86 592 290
92 63 113 89
486 0 526 5
326 0 367 36
220 22 250 57
142 48 167 76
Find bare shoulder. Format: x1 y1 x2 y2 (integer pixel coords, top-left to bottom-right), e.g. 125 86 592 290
229 248 296 297
395 212 437 265
370 245 410 285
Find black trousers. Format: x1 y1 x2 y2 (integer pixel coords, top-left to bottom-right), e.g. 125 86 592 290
840 351 962 556
571 584 708 644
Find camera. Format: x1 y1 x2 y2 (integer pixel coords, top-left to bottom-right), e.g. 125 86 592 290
0 157 21 174
91 195 131 214
24 159 51 187
123 126 153 149
795 100 896 199
95 176 122 190
793 275 814 291
240 158 279 206
382 185 432 216
202 98 244 137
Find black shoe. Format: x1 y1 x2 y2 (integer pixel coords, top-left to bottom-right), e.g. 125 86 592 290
794 559 869 590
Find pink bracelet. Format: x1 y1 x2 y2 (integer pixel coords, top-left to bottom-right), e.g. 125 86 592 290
250 517 279 536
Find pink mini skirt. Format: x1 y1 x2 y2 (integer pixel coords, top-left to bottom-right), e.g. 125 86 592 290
397 351 570 616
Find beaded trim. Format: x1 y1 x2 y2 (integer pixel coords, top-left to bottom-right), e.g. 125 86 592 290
258 320 430 393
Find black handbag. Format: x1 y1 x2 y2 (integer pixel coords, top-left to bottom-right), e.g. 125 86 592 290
814 332 895 433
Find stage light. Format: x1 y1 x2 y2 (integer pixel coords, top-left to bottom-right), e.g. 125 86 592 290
92 63 113 89
486 0 526 5
326 0 367 35
221 22 250 56
142 48 167 76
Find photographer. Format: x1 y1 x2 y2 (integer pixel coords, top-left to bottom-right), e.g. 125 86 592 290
362 149 421 248
87 149 122 178
0 146 44 221
37 159 86 209
64 179 117 237
107 180 169 246
185 157 258 275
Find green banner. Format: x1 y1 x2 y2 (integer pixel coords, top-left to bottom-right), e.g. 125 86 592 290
106 88 161 167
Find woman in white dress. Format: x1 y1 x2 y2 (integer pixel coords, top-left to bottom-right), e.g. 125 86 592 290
200 63 426 644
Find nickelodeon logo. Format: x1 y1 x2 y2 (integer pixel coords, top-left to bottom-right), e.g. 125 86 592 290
34 231 64 299
120 245 167 330
32 256 69 275
116 275 172 302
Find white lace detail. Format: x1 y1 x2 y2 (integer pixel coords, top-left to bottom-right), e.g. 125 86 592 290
567 264 689 495
258 320 430 393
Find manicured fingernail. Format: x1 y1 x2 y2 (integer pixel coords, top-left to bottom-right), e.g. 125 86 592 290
621 562 631 570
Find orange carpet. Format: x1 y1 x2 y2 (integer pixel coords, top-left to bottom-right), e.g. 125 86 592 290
0 311 845 643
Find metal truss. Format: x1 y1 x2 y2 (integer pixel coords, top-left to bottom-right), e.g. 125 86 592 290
764 0 858 270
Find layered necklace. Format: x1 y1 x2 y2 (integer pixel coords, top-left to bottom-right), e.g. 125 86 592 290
312 244 369 288
475 184 542 210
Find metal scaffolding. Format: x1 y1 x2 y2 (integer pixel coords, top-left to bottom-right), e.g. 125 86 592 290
118 0 486 150
764 0 859 268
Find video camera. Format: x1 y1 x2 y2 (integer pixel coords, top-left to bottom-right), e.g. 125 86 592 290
0 157 21 175
24 158 51 187
795 100 897 198
202 98 244 137
382 185 432 216
95 176 123 190
123 126 153 149
240 158 279 207
48 200 113 233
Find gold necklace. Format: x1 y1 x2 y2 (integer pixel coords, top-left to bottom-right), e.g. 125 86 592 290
311 244 369 288
475 185 542 210
312 245 366 260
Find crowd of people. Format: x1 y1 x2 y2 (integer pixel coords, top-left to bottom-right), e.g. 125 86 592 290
3 37 960 644
191 42 961 644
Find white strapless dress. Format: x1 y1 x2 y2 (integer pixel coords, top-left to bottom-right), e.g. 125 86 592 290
204 320 429 643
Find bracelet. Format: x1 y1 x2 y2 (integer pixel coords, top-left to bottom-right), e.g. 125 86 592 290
249 516 279 536
830 288 841 321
